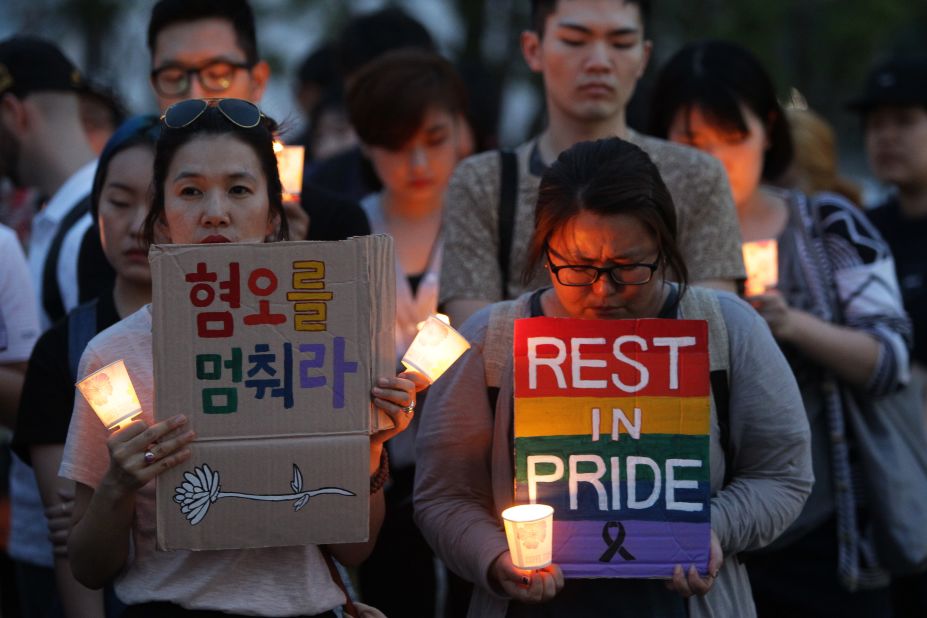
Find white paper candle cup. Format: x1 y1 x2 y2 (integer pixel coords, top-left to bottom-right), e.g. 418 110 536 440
75 359 142 430
275 144 305 196
502 504 554 570
742 239 778 297
401 314 470 383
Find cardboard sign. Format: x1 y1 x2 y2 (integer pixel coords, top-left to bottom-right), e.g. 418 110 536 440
513 317 710 578
742 239 778 296
151 236 395 550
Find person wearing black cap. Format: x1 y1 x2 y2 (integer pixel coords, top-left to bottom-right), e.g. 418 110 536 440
0 36 115 329
0 34 117 618
852 56 927 617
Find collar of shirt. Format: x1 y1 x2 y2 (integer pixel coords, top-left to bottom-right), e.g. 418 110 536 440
528 129 643 178
38 160 97 224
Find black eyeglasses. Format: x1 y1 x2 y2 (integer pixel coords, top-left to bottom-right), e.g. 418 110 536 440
161 98 264 130
150 59 254 98
546 250 661 286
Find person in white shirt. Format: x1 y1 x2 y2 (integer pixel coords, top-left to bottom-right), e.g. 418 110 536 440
0 35 111 616
0 222 39 428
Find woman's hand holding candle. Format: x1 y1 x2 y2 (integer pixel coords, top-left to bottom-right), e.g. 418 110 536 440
748 288 798 341
490 551 564 603
101 414 197 496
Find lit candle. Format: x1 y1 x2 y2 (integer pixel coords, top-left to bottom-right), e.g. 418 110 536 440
401 314 470 383
273 142 305 197
75 359 142 430
742 239 778 297
415 312 451 331
501 504 554 569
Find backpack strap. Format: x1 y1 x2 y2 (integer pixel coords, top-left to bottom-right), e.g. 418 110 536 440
678 287 733 486
497 150 519 300
77 222 116 306
42 196 91 323
484 295 532 413
67 298 99 381
320 546 362 618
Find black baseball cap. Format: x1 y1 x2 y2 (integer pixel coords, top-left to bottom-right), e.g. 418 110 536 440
0 36 83 98
848 56 927 113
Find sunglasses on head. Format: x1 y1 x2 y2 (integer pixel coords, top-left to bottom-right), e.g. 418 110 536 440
160 98 264 130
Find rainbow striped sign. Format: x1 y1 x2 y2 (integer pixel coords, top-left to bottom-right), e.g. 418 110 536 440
513 317 711 578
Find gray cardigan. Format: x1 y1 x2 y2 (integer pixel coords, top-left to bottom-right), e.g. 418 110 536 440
414 289 813 617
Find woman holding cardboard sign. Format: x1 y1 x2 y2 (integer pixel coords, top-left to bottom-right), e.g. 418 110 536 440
648 42 914 616
414 137 813 618
61 99 425 617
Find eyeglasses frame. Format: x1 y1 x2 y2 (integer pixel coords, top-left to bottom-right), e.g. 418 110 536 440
150 58 255 98
545 248 661 287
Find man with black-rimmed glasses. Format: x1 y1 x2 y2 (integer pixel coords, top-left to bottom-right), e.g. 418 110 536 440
146 0 370 243
147 0 269 112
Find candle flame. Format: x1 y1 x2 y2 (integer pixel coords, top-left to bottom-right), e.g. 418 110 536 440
417 313 451 331
742 239 778 297
274 143 305 195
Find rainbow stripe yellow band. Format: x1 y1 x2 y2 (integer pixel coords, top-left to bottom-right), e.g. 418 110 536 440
514 396 710 438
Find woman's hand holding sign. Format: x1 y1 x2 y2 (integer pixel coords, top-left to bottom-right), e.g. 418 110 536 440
370 370 429 448
666 529 723 598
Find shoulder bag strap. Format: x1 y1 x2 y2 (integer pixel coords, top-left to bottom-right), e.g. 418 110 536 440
67 298 99 381
77 224 116 305
42 196 90 323
497 150 518 300
679 287 733 486
320 546 360 618
484 297 527 414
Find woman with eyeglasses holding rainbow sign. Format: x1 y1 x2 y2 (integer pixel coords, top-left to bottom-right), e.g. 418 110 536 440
60 99 425 618
414 137 813 618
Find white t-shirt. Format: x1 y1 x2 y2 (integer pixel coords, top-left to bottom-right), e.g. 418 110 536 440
27 159 96 331
60 307 345 616
360 193 443 359
0 224 39 362
360 193 442 469
11 161 96 568
3 223 44 567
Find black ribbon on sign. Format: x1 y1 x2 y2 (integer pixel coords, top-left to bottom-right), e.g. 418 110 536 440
599 521 636 562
